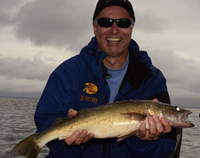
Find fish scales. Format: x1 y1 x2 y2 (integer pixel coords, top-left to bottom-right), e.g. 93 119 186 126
12 100 195 158
27 101 159 147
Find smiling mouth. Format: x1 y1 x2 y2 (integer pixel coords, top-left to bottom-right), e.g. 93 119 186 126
107 38 121 42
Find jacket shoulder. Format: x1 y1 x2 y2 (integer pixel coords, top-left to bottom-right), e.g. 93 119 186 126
52 55 84 75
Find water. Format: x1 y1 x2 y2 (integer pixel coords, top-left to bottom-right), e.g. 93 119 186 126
0 97 49 158
0 97 199 158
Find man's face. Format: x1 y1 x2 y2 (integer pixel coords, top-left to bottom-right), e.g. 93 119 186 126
93 6 134 57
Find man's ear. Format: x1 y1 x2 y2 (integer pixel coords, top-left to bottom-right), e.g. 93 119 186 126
131 23 134 29
93 22 97 35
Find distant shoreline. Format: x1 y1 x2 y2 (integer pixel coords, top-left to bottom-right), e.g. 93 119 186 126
0 96 199 109
0 96 39 100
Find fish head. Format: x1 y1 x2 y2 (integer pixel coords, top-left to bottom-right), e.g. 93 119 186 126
160 104 195 128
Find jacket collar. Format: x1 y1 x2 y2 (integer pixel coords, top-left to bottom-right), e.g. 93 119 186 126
120 46 153 91
80 37 152 84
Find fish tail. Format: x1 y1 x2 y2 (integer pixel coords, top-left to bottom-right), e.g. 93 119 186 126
12 133 42 158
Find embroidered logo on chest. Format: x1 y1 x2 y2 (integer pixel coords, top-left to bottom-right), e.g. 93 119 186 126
82 83 98 94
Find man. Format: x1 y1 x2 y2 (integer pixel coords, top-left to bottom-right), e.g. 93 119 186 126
34 0 182 157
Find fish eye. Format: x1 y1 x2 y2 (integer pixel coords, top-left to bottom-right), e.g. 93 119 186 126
174 106 181 112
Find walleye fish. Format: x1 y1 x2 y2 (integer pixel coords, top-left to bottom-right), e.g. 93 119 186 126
12 100 194 158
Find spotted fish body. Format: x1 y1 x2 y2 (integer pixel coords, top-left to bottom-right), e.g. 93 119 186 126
12 100 194 158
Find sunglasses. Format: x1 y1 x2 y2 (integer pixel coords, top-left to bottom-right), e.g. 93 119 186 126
94 18 133 28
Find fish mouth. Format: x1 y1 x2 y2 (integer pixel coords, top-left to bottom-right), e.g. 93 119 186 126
179 110 195 128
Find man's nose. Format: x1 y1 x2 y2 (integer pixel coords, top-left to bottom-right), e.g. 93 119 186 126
109 22 119 34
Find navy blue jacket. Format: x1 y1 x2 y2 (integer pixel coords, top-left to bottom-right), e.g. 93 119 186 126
34 37 176 158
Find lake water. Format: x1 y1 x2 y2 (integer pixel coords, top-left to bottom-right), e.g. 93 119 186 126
0 97 199 158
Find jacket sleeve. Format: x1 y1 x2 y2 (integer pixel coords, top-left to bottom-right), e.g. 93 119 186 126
126 91 176 158
147 91 183 158
34 70 76 133
144 67 182 158
34 66 88 158
125 67 177 158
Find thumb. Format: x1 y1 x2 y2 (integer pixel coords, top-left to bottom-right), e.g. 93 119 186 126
68 109 78 117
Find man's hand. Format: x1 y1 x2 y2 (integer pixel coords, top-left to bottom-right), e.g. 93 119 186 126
135 99 172 141
64 109 95 145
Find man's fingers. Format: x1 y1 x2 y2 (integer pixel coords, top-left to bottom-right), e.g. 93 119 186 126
65 109 95 146
73 130 88 145
136 122 152 141
64 130 95 146
68 109 78 117
82 133 95 143
64 131 80 145
148 116 157 138
153 98 158 102
161 118 172 133
138 122 146 138
153 115 164 135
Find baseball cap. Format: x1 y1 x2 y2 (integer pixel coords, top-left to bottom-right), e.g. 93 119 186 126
93 0 136 22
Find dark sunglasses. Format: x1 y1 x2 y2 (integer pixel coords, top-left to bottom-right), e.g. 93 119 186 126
94 18 133 28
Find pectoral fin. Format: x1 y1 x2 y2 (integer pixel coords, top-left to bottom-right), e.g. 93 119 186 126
120 112 147 121
59 136 68 140
117 130 138 142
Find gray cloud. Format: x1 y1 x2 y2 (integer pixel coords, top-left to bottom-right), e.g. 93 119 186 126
147 48 200 99
0 76 44 98
0 10 9 27
183 0 200 7
0 0 29 27
171 98 200 108
12 0 94 51
0 53 56 98
0 1 14 26
134 10 168 33
0 55 55 81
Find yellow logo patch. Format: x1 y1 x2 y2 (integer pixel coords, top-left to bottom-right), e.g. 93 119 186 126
82 83 98 94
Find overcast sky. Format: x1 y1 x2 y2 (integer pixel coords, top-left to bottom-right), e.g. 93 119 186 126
0 0 200 108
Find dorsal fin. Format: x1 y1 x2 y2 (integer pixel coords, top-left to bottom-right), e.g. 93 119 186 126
78 109 86 114
52 117 71 126
52 109 88 127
